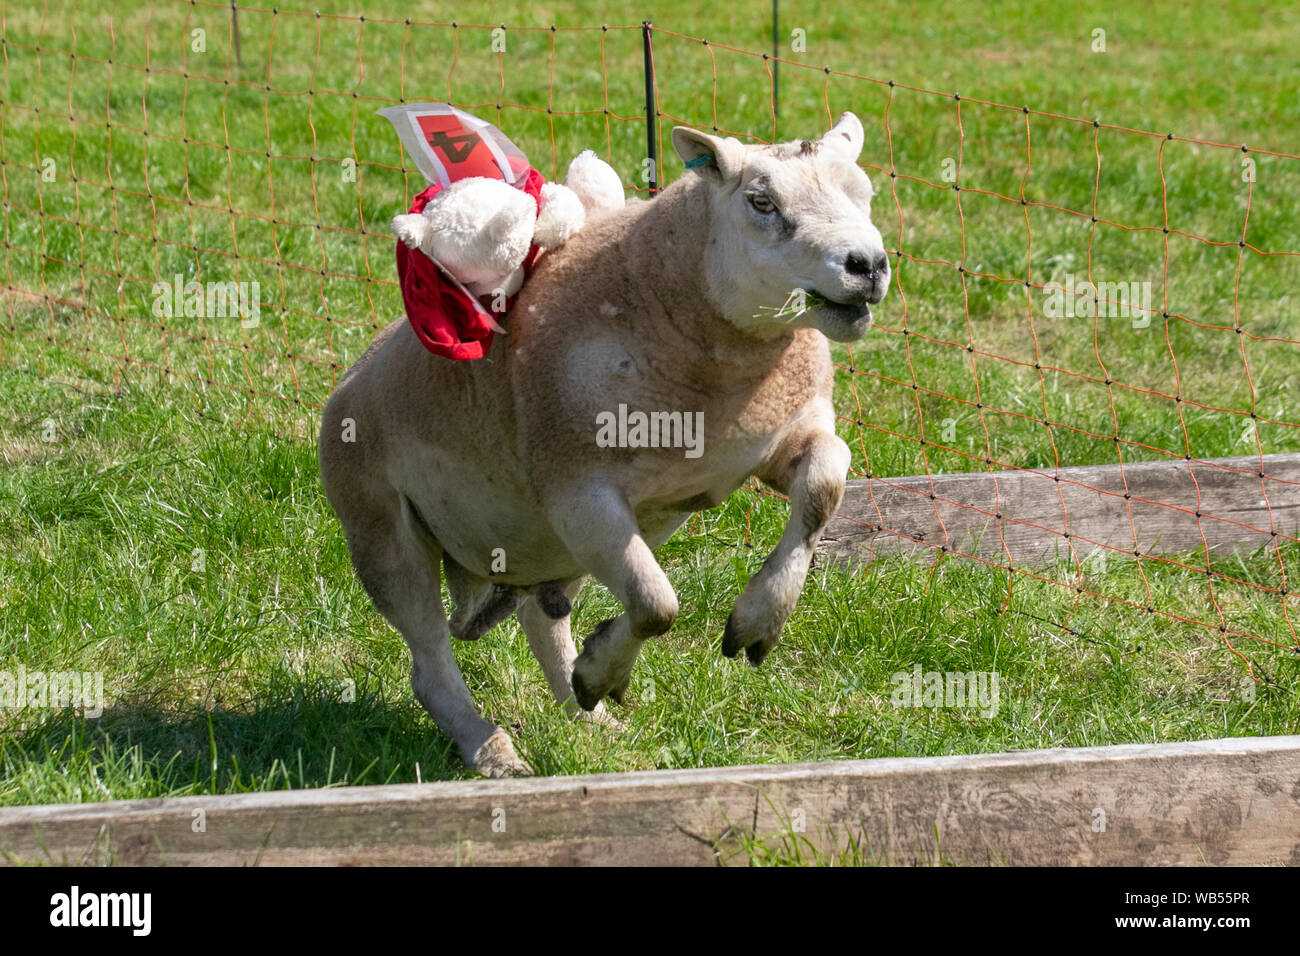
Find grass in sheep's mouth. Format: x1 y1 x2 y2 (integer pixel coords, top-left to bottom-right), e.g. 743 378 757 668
755 289 832 323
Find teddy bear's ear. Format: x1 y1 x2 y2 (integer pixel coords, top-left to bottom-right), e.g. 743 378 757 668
391 213 431 249
533 183 587 251
565 150 625 219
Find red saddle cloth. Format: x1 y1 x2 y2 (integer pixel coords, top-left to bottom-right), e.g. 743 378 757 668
396 166 546 361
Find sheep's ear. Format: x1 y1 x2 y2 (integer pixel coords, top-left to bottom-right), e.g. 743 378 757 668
671 127 743 185
391 213 430 249
820 112 864 163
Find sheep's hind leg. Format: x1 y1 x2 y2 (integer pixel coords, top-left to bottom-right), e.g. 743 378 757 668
335 490 530 777
517 579 615 724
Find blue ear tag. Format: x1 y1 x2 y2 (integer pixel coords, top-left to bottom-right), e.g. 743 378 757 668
683 155 714 169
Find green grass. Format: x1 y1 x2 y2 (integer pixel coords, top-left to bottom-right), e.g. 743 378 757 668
1 373 1294 806
1 0 1298 816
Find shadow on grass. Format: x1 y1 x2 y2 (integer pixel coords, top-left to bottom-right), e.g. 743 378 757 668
0 684 470 805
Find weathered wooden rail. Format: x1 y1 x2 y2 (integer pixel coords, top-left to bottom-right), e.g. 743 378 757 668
1 736 1296 866
819 453 1300 569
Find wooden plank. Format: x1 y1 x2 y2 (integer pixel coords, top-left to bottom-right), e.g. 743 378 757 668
819 453 1300 569
0 736 1296 866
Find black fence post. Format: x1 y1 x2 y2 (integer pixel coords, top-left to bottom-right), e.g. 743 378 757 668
642 20 659 196
232 2 243 67
772 0 779 130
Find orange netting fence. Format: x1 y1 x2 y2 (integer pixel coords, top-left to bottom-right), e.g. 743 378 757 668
4 2 1298 680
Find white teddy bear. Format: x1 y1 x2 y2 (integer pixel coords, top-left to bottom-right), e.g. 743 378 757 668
391 150 624 300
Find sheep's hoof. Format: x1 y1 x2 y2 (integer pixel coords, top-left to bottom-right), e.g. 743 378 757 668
469 729 532 778
721 612 746 658
575 703 621 729
722 610 778 667
571 668 602 712
572 618 635 710
571 668 630 711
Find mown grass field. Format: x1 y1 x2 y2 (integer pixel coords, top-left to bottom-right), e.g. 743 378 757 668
1 0 1298 824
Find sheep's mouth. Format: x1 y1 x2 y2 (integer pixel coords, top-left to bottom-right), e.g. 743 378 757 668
811 294 873 342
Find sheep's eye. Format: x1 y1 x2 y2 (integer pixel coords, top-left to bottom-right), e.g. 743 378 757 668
748 193 776 214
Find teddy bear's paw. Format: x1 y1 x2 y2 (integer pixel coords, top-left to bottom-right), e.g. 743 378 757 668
391 212 431 249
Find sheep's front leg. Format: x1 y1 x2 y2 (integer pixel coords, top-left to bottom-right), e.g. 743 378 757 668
722 429 850 666
548 483 679 711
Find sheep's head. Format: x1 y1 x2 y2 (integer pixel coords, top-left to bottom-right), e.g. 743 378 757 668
672 112 889 342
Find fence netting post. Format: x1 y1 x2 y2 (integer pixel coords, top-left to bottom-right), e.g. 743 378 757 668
232 2 243 67
772 0 780 132
642 20 659 196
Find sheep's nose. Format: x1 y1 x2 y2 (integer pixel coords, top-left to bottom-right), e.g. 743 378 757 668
845 252 890 280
